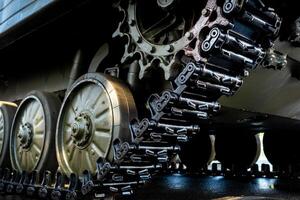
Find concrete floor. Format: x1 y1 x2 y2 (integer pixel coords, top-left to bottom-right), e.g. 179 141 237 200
135 174 300 200
1 174 300 199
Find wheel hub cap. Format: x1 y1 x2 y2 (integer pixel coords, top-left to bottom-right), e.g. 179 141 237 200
71 113 92 148
18 123 33 150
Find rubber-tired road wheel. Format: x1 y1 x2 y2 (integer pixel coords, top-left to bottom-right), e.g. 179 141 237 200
10 91 61 172
0 105 16 168
56 73 137 176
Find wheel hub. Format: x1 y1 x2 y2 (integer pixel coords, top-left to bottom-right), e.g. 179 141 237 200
71 113 92 149
17 123 33 150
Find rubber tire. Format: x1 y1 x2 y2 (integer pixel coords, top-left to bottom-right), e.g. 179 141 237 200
10 90 61 173
0 105 16 168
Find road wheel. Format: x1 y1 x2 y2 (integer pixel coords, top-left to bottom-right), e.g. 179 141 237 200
10 91 61 172
56 73 137 176
0 105 16 168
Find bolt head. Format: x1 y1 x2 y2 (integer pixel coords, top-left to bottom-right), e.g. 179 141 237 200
185 32 194 40
202 9 210 17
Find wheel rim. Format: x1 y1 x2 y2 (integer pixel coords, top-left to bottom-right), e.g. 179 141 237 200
60 81 113 174
11 96 45 172
0 110 4 156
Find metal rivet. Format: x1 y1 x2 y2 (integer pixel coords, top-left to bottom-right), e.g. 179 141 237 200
185 32 194 40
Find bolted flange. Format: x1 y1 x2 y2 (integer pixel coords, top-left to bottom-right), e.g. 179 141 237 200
18 123 33 150
71 113 93 149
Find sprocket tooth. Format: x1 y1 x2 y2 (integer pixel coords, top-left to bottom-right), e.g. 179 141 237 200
112 6 127 38
158 57 182 80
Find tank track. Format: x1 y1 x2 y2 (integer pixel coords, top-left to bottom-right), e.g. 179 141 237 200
0 0 290 199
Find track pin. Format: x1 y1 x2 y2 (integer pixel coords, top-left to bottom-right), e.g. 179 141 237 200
27 170 39 196
51 172 65 200
66 173 80 200
38 171 52 199
0 168 10 192
81 170 94 195
16 171 27 194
